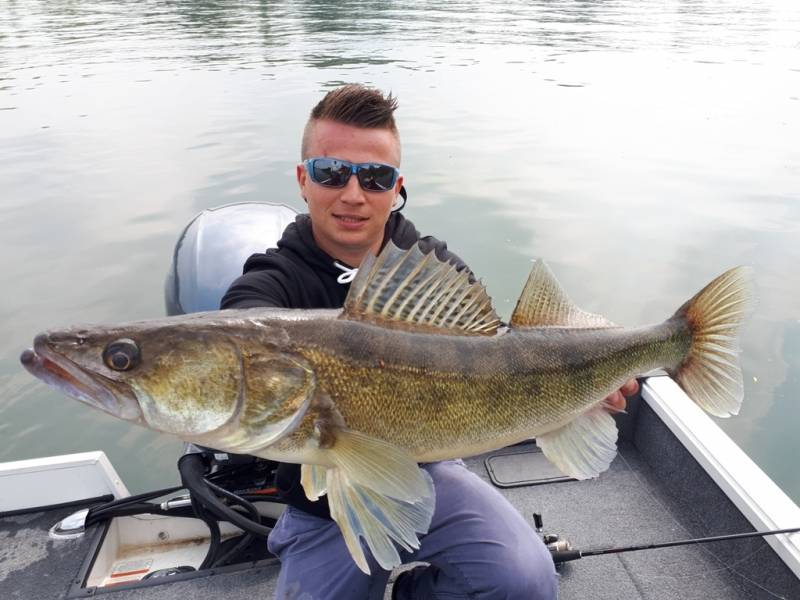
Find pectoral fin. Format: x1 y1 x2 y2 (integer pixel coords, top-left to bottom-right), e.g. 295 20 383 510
300 429 435 574
301 464 328 501
536 406 618 480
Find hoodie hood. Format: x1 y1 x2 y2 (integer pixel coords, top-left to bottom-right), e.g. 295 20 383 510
246 212 422 276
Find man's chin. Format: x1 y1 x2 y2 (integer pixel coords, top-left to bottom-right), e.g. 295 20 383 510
310 216 388 265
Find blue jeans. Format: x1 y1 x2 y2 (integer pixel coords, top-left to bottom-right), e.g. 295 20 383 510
267 460 558 600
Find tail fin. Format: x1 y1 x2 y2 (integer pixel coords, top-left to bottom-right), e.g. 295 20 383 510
671 266 754 417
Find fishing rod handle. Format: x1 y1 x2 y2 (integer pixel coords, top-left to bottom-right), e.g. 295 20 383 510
550 549 583 564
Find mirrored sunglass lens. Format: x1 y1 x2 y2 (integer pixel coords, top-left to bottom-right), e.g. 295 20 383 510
312 159 350 187
357 164 396 191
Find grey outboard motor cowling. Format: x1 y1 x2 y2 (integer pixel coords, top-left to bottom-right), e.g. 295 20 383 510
165 202 297 316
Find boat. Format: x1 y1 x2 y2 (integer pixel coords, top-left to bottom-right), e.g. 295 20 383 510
2 202 799 600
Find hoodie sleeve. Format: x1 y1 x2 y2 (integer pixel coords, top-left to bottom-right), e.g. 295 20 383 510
417 235 476 283
219 252 293 309
389 213 476 281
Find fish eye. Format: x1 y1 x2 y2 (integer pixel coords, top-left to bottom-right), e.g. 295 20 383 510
102 339 141 371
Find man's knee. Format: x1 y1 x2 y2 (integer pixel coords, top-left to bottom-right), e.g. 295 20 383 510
396 557 557 600
496 563 557 600
485 545 557 600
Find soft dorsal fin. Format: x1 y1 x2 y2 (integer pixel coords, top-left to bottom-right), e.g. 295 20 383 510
342 242 501 336
510 260 616 328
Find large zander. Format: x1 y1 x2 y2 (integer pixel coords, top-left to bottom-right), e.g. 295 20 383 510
20 243 753 573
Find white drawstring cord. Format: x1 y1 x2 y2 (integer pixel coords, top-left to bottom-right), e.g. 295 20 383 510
333 261 358 284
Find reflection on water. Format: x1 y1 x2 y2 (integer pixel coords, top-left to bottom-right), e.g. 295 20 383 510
0 1 798 501
1 1 794 73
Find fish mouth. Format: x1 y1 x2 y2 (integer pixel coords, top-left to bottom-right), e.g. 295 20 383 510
20 335 143 423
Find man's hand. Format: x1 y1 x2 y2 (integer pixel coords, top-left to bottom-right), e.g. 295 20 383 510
604 379 639 412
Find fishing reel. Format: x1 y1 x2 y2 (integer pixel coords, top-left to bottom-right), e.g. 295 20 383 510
533 513 580 567
532 511 800 568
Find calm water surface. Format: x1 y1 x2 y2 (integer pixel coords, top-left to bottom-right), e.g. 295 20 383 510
1 1 799 501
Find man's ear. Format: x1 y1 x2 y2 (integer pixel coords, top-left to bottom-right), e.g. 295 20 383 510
392 176 407 212
296 163 308 199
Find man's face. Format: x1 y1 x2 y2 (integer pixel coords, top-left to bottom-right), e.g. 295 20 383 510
297 119 404 266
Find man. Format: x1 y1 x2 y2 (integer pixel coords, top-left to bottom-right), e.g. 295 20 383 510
221 84 637 599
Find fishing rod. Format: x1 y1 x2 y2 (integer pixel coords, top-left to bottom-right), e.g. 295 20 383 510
532 513 800 564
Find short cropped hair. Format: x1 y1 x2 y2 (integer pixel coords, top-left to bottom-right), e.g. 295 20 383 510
301 84 400 159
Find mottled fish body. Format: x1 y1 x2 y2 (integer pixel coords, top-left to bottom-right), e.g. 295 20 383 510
260 316 690 464
20 242 753 574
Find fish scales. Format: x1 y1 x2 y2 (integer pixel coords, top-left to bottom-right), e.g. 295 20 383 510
268 316 693 461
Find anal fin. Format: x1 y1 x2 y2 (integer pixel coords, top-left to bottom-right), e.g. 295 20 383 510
536 406 618 480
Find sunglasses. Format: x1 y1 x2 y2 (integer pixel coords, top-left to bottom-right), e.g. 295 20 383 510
304 157 400 193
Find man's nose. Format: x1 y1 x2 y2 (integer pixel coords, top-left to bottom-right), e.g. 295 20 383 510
339 173 366 203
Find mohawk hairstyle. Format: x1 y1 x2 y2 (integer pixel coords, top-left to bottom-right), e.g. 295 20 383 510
301 84 400 159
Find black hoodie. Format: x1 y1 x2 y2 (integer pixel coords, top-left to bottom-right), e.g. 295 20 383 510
220 212 471 519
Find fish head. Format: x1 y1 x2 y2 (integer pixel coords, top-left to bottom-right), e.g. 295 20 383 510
20 315 315 448
21 325 148 425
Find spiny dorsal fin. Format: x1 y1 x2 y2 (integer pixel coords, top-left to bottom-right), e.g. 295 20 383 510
510 260 617 328
342 242 501 336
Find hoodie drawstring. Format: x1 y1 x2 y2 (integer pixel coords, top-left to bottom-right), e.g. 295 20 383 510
333 261 358 284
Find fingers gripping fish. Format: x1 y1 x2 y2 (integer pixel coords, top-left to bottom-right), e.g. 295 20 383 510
20 242 753 574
